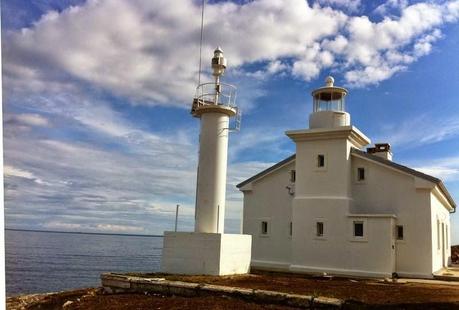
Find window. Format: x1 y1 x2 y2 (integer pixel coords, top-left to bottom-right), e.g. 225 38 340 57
396 225 404 240
261 221 268 235
290 170 296 182
357 167 365 181
354 221 364 237
317 154 325 167
289 222 293 236
316 222 324 237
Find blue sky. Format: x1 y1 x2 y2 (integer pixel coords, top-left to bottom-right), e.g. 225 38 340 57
3 0 459 242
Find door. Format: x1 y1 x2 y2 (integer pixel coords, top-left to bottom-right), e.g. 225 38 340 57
442 223 447 268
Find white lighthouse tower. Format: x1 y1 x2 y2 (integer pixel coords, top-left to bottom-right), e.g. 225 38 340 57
161 48 252 276
193 47 236 234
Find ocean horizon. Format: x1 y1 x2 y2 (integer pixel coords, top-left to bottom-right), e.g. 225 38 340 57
5 229 163 296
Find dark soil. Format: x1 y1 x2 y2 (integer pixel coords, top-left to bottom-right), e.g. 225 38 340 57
6 288 301 310
8 268 459 309
132 270 459 305
65 293 302 310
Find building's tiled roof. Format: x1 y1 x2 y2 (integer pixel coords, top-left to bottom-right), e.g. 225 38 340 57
236 148 456 210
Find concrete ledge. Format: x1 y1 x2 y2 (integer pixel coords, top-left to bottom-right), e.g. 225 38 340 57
251 259 291 272
289 264 392 279
100 273 342 308
433 274 459 282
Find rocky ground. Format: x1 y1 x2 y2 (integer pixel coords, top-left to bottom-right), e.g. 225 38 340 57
7 269 459 309
6 288 303 310
130 270 459 305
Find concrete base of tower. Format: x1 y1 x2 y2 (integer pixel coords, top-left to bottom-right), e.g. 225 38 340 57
161 232 252 275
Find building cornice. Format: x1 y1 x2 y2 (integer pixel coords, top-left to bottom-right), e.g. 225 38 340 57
192 104 237 117
285 126 371 148
347 214 397 219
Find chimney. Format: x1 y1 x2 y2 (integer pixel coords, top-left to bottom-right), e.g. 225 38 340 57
367 143 392 161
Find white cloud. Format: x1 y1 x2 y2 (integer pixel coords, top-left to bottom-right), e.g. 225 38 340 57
4 113 51 133
266 60 288 75
4 165 36 179
410 155 459 182
226 160 275 219
3 0 347 106
13 0 459 106
4 0 459 98
414 166 459 182
321 35 348 53
374 0 408 16
44 221 83 231
345 64 405 86
3 89 281 233
316 0 362 12
14 113 50 127
375 115 459 149
95 224 145 233
4 0 459 234
337 2 458 86
229 126 288 159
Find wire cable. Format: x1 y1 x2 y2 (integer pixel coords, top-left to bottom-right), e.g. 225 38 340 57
197 0 205 86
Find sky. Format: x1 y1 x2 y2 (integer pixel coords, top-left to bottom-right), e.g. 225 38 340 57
2 0 459 242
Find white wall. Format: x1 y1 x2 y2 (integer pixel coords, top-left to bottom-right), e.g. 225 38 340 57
295 138 351 198
351 155 434 277
240 131 453 278
291 197 395 277
220 234 253 275
242 161 294 268
161 232 252 275
431 192 452 273
345 216 395 276
195 112 230 233
290 135 395 277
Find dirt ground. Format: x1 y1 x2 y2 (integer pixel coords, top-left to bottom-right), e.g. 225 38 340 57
6 288 302 310
142 270 459 305
65 293 302 310
8 270 459 309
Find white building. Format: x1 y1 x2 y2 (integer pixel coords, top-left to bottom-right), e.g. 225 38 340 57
237 77 456 279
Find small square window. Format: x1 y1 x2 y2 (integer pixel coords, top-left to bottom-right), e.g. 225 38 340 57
317 154 325 167
290 170 296 182
396 225 404 240
261 221 268 235
357 167 365 181
316 222 324 237
354 221 364 237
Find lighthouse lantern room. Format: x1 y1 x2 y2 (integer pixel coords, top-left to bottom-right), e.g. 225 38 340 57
309 76 350 129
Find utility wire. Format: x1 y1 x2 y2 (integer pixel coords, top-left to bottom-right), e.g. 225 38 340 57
197 0 205 86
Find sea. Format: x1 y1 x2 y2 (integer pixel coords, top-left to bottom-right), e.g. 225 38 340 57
5 229 163 296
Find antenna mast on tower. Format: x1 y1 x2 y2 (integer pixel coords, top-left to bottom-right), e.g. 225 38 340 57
192 1 241 131
197 0 206 86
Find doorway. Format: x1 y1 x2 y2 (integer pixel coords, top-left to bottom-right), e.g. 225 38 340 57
442 223 447 268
